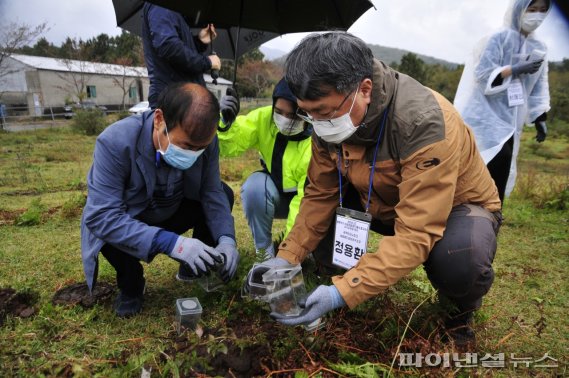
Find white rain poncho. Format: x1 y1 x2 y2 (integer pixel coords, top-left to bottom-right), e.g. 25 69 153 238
454 0 551 196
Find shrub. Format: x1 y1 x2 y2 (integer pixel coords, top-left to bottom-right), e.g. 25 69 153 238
512 168 569 209
72 109 107 136
548 119 569 139
527 141 559 160
115 110 131 121
544 186 569 211
60 193 86 219
15 198 46 226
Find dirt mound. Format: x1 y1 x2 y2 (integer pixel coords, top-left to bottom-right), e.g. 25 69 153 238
164 311 333 377
160 295 447 377
203 342 269 377
52 282 114 308
167 328 272 377
0 287 39 326
0 209 24 226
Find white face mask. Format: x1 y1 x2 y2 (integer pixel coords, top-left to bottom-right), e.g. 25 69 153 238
158 126 204 170
273 112 304 136
311 88 359 144
521 12 547 33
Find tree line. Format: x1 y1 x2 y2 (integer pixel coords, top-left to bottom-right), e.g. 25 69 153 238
17 31 144 67
12 30 282 99
3 23 569 127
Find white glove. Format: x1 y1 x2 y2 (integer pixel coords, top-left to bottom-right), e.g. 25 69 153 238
271 285 346 326
215 236 240 282
166 236 222 276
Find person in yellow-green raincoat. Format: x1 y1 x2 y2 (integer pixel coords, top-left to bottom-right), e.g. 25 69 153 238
218 78 312 259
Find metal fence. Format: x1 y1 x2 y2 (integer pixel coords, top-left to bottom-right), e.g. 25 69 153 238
0 104 124 131
241 97 272 107
0 98 273 131
0 104 70 131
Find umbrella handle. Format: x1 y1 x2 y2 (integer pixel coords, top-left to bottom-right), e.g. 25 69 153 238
209 26 219 85
211 51 219 85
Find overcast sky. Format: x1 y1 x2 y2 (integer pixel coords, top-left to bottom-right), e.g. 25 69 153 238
1 0 568 63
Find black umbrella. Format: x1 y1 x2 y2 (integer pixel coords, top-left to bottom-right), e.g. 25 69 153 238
145 0 376 84
112 0 278 81
147 0 375 34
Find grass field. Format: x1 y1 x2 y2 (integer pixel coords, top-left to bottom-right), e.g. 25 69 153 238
0 120 567 377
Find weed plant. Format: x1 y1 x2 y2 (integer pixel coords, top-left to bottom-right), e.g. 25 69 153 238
71 109 107 136
14 198 46 226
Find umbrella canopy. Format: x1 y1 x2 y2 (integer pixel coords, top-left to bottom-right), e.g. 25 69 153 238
114 0 375 86
145 0 375 85
147 0 375 34
112 0 278 60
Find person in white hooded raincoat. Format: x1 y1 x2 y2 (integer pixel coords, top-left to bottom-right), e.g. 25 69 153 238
454 0 551 203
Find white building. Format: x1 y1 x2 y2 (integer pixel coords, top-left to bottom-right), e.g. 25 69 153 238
0 54 232 116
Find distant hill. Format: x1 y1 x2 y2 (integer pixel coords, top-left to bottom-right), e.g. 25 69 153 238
266 43 459 69
259 46 287 61
367 44 458 68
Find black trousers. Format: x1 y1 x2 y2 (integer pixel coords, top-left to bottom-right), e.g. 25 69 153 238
101 182 234 296
487 136 514 204
313 184 500 314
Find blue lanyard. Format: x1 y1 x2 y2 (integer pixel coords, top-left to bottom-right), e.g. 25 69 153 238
337 105 390 213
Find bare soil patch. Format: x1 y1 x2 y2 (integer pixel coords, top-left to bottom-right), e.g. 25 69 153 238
0 287 39 326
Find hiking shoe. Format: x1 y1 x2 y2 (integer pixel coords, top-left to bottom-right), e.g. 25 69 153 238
176 263 198 282
114 291 144 318
443 312 476 349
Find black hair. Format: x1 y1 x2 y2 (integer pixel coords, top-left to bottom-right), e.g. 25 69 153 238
529 0 550 8
284 32 374 100
156 82 220 144
272 77 298 109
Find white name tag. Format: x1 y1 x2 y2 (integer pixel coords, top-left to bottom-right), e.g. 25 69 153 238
332 207 371 270
507 79 524 107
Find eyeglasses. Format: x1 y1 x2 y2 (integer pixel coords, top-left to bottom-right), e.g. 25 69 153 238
296 89 357 124
274 108 299 120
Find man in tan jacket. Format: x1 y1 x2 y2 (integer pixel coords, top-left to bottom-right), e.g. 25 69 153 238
249 32 502 345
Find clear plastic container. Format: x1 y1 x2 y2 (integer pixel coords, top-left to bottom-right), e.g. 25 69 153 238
303 317 326 332
241 262 273 301
262 264 306 316
175 297 202 333
198 261 225 292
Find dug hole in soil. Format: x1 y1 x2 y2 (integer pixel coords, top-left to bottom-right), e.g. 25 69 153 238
1 282 114 327
3 282 447 376
162 294 452 377
0 287 39 326
51 281 114 307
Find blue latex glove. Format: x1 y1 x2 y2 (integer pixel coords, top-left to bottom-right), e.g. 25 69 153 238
270 285 346 326
166 236 221 276
242 257 289 295
215 236 240 282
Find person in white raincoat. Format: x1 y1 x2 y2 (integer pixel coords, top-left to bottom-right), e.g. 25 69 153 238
454 0 551 203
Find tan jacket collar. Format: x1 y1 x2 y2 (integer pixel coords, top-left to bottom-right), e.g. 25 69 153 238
345 59 396 146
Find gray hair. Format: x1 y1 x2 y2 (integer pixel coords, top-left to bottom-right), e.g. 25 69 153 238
284 32 374 100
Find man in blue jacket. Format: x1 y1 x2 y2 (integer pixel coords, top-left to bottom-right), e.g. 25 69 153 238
81 83 239 317
142 2 221 108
